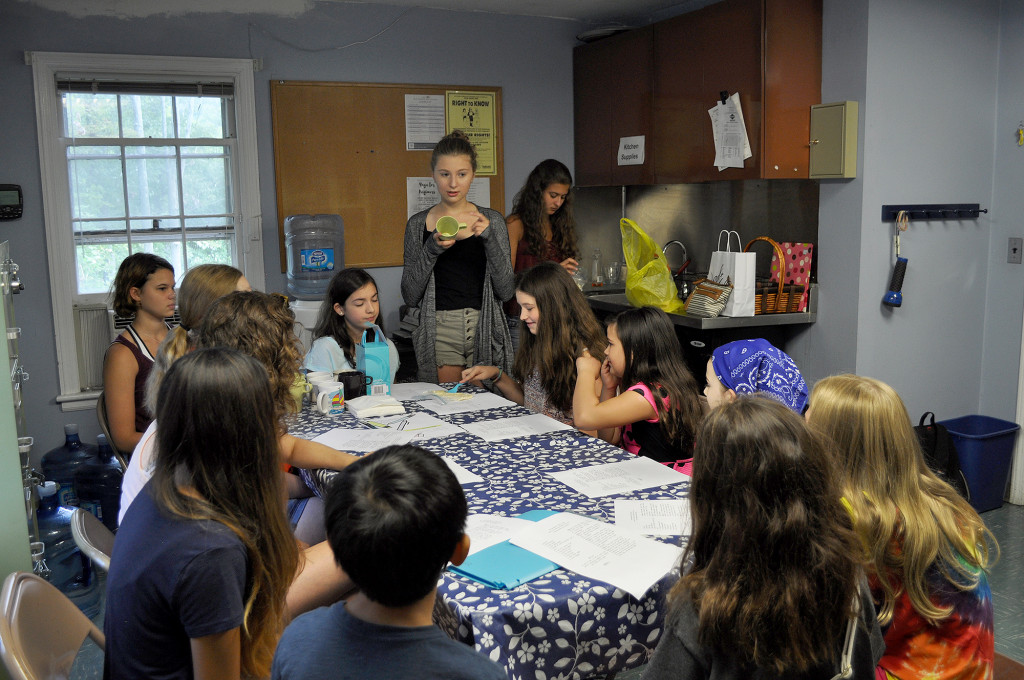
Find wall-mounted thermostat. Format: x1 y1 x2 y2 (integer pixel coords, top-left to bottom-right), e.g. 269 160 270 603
0 185 23 220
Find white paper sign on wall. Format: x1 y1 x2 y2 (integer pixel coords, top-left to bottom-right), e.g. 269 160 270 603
617 136 646 166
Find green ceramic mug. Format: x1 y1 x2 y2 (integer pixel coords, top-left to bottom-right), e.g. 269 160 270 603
436 215 467 239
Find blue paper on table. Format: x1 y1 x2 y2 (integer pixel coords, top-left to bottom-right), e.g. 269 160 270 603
449 510 559 589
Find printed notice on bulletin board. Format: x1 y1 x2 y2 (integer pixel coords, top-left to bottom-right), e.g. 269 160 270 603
446 91 496 175
406 177 491 218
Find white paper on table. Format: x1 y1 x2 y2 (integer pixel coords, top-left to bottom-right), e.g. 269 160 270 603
418 390 517 415
460 413 574 442
614 499 692 536
443 457 485 485
364 412 465 441
708 92 751 170
547 456 687 498
388 382 443 400
311 427 415 452
511 513 684 600
465 514 536 555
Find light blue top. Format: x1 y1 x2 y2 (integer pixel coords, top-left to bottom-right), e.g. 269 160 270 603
304 335 400 384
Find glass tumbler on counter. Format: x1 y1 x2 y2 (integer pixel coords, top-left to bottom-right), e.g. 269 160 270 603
605 262 620 285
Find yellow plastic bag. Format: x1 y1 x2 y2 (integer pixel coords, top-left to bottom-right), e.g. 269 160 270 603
621 218 686 315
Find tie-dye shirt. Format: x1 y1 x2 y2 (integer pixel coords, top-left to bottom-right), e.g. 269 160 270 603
873 550 993 680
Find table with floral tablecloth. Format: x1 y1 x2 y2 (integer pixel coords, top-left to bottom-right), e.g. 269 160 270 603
290 388 690 680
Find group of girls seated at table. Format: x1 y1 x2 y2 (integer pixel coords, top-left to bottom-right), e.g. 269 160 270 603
98 147 997 679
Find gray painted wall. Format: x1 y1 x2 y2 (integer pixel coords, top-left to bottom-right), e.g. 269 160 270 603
0 0 580 460
2 0 1023 462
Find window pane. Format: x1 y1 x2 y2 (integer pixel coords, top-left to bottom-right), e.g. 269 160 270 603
68 156 125 219
125 146 179 217
176 96 225 138
120 95 174 138
76 242 129 295
62 93 119 138
181 155 229 215
132 240 184 276
74 219 127 235
186 236 235 267
130 218 182 233
184 216 234 229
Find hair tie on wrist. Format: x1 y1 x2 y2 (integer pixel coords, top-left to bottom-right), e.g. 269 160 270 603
495 367 503 381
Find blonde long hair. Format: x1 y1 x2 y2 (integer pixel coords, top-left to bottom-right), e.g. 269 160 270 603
807 374 997 625
146 264 245 413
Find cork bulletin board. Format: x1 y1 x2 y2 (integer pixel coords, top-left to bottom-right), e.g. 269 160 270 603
270 80 505 269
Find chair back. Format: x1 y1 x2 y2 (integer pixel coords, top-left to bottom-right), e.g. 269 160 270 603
95 392 129 470
0 571 105 680
70 509 114 572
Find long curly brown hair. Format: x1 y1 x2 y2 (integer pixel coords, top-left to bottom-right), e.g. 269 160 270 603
512 262 606 413
195 291 302 428
675 398 863 675
509 159 578 262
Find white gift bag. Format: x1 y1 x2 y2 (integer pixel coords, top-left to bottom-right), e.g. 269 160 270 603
708 230 755 317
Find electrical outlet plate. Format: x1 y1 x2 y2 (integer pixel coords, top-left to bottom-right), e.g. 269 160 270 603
1010 238 1023 264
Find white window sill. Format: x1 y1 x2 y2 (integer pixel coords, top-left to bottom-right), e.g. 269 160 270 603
56 391 101 412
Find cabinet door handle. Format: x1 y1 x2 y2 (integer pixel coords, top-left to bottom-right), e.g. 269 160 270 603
808 139 820 146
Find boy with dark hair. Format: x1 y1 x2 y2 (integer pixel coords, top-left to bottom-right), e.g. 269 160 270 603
271 445 506 680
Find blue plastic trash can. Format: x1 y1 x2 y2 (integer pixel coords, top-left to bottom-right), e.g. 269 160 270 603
938 415 1020 513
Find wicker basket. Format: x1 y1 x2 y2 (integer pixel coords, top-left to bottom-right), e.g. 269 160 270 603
744 237 806 314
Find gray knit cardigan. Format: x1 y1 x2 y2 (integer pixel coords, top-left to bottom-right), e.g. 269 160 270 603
401 207 515 383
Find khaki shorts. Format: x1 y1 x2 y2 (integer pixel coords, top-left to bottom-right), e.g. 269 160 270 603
435 308 479 367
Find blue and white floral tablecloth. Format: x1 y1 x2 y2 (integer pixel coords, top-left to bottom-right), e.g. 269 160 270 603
290 389 690 680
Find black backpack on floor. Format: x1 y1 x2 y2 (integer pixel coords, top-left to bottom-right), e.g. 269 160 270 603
914 412 970 501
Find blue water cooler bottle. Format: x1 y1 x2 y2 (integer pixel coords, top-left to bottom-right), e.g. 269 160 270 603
75 434 124 531
35 481 101 618
41 424 95 507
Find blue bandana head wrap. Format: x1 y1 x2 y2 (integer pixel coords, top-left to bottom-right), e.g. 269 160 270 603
710 339 808 413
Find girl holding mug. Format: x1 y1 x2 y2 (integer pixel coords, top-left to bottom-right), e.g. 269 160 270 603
401 130 515 384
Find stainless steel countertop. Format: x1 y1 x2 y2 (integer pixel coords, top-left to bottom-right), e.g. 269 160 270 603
585 284 817 330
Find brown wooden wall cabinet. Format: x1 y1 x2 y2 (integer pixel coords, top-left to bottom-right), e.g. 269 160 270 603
573 0 822 186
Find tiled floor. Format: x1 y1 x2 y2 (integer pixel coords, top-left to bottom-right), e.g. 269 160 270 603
981 502 1024 662
69 503 1024 678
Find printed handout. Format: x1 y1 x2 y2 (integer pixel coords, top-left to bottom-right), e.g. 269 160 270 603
464 514 537 555
311 427 414 452
443 457 485 485
614 499 692 536
418 390 517 416
547 456 688 498
460 413 574 442
511 513 683 600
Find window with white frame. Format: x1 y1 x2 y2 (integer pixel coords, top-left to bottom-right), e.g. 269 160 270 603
31 53 265 408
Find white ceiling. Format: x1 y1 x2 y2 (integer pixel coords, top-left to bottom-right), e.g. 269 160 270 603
23 0 716 26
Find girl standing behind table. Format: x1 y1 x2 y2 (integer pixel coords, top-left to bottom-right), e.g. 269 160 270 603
462 262 606 431
401 131 515 384
505 159 580 347
103 253 176 453
806 375 996 680
573 306 703 462
105 348 299 680
644 397 884 680
305 268 399 383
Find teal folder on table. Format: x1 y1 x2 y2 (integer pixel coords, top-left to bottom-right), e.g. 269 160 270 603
449 509 559 589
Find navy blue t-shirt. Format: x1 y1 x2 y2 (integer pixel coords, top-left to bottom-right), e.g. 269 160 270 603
103 482 248 680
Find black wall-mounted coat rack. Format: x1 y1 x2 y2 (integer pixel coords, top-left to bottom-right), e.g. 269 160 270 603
881 203 988 221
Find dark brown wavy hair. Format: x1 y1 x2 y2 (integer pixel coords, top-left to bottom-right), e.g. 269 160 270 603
195 291 302 427
152 348 298 679
512 262 606 413
611 306 701 449
674 397 862 675
509 159 578 262
110 252 174 318
311 268 385 367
